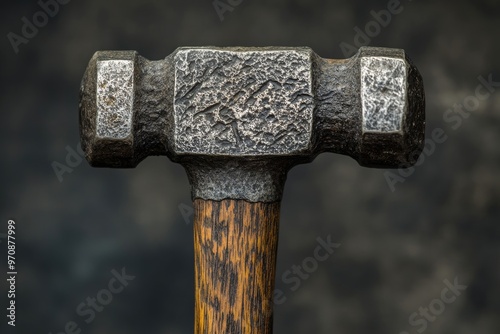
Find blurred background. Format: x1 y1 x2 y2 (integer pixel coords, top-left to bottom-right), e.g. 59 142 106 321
1 0 499 333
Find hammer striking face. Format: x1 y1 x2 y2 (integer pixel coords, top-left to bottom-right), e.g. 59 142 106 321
79 46 425 333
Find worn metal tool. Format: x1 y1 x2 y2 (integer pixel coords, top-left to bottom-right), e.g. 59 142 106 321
80 46 425 333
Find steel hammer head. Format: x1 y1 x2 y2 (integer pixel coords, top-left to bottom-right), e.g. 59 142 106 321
80 46 425 200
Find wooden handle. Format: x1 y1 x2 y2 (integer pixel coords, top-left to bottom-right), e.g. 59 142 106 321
193 199 280 334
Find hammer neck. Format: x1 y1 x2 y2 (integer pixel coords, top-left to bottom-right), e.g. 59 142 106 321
183 158 295 203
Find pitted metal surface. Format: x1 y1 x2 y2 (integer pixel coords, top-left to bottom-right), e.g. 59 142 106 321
174 48 314 156
183 158 292 202
80 46 425 202
360 57 406 133
96 60 135 139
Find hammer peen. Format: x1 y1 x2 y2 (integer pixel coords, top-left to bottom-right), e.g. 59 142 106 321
79 46 425 333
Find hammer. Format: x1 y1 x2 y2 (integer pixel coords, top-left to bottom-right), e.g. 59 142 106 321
79 46 425 333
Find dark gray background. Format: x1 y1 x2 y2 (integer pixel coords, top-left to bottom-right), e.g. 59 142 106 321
1 0 499 333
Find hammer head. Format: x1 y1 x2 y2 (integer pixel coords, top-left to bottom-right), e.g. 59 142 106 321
80 46 424 170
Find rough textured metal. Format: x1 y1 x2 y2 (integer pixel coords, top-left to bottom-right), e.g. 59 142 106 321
183 159 292 202
79 51 138 168
314 47 425 168
96 60 135 139
174 48 314 156
360 56 406 133
79 46 425 202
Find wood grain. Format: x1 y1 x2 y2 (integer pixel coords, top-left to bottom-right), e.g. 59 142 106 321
194 199 280 334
